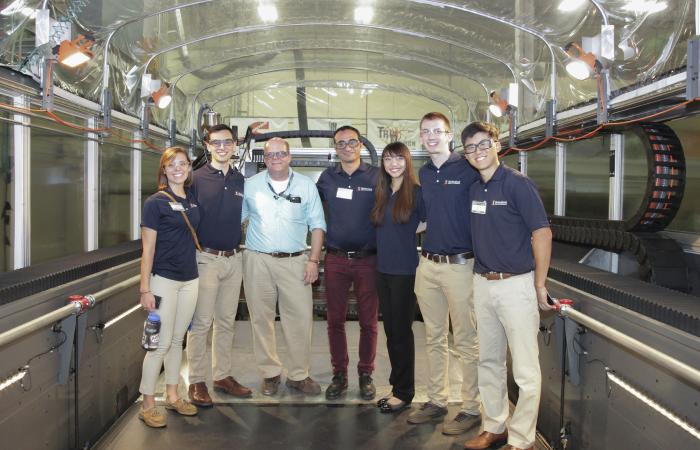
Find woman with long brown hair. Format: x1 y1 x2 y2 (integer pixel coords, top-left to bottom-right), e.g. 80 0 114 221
138 147 201 427
370 141 422 413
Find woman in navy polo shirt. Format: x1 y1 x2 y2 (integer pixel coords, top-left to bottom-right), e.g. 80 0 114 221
370 142 421 413
138 147 200 428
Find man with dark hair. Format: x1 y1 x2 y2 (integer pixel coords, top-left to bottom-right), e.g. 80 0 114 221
317 125 379 400
407 112 482 436
461 121 553 450
187 123 252 406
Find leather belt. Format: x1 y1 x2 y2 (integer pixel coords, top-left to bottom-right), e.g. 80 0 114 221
200 246 242 257
326 247 377 259
266 251 305 258
478 272 519 281
421 250 474 264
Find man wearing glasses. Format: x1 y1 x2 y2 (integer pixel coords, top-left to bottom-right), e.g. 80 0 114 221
316 126 379 401
187 124 252 406
408 112 481 436
461 122 552 450
242 137 326 396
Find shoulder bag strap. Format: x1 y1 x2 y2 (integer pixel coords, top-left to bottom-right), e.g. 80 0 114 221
159 190 203 252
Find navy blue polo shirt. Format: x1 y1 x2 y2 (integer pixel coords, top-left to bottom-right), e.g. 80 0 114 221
191 164 245 250
376 186 421 275
141 188 200 281
317 162 379 250
419 152 479 254
470 163 550 274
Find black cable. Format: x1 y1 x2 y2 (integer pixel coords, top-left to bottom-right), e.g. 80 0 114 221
20 329 68 392
558 317 567 449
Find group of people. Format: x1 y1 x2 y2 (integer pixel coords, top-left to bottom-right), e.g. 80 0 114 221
137 111 553 450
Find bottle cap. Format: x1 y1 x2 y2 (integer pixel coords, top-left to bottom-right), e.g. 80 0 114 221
147 312 160 322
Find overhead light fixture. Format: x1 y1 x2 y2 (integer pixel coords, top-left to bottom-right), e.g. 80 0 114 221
258 2 278 22
564 42 602 80
558 0 586 12
354 6 374 24
488 91 511 118
55 35 94 68
152 84 172 109
621 0 668 14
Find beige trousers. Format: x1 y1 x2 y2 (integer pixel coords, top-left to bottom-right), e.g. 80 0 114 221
414 256 480 412
243 251 313 381
473 271 541 449
140 274 199 395
186 251 244 383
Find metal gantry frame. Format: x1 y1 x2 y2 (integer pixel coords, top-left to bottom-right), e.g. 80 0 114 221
12 94 30 269
85 117 99 252
554 141 567 216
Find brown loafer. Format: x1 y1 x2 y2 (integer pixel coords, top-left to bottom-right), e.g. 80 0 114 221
464 430 508 449
188 382 213 407
165 398 198 416
214 376 253 398
285 376 321 395
262 375 281 396
139 406 167 428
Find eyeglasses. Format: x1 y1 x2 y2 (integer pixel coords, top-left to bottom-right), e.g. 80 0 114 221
263 150 290 160
463 139 493 154
334 139 360 149
207 139 236 148
166 161 190 169
420 128 450 136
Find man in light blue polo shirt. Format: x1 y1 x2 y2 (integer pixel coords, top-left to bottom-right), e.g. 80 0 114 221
242 137 326 397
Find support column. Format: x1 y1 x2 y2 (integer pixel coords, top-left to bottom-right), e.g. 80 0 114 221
131 132 142 240
85 118 99 251
12 95 30 269
554 142 566 216
609 133 625 273
518 150 528 176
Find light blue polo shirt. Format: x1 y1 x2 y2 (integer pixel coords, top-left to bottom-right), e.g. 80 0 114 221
242 168 326 253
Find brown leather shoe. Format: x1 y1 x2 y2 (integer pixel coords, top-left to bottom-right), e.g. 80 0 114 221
262 375 281 396
188 382 213 407
285 376 321 395
503 446 533 450
463 430 508 449
214 376 253 398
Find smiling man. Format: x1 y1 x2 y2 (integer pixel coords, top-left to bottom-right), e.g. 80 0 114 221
316 125 379 401
187 124 252 406
408 112 482 436
461 121 553 450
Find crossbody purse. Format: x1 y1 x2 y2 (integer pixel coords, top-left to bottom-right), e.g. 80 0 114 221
159 190 203 252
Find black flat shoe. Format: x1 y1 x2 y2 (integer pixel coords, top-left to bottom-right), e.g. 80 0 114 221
379 399 411 413
377 395 391 407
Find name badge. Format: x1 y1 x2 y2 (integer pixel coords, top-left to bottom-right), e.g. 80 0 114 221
336 187 353 200
471 200 487 214
169 202 185 211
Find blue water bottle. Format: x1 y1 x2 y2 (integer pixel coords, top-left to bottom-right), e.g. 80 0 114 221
142 313 161 351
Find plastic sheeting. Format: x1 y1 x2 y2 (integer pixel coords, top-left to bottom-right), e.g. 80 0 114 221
0 0 694 132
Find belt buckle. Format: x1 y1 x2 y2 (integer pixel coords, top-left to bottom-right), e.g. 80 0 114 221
270 251 280 257
346 251 357 259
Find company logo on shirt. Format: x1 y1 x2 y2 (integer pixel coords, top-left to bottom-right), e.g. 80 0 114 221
492 200 508 206
357 186 373 192
444 180 461 185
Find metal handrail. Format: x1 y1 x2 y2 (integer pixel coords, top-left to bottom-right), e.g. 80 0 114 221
559 304 700 388
0 275 140 349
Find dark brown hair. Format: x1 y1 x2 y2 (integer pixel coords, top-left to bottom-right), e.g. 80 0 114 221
419 112 452 132
460 121 499 145
157 147 193 190
371 142 419 226
333 125 362 140
205 124 237 141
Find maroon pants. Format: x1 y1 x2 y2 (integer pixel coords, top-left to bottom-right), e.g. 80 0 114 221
324 253 379 375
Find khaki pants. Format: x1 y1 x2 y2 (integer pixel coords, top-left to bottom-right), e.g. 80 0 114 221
243 251 313 381
473 271 541 449
140 274 198 395
414 256 480 411
187 251 244 383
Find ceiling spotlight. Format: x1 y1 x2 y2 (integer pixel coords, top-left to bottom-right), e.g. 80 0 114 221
488 91 511 118
558 0 586 12
258 2 278 22
354 6 374 24
152 84 172 109
621 1 668 14
55 35 94 68
564 42 602 80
